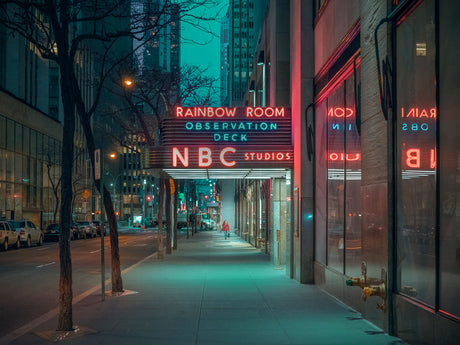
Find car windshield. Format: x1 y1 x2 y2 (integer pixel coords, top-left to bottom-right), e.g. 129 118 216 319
9 221 25 228
47 224 59 230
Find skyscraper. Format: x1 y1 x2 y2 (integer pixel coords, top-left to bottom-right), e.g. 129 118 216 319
228 0 268 106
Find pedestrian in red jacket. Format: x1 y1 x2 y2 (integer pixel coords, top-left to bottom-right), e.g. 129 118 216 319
222 220 230 240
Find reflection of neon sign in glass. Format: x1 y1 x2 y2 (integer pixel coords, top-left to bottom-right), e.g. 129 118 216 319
331 123 354 131
401 107 436 119
404 148 436 169
329 153 361 161
400 107 436 132
328 107 354 118
401 123 431 131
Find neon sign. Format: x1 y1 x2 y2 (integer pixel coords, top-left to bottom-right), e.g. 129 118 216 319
148 145 294 169
175 106 286 118
162 106 291 145
144 107 293 170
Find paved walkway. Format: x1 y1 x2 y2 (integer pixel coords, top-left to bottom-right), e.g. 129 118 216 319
8 231 406 345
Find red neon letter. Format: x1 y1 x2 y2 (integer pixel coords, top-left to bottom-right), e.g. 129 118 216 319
198 147 212 167
176 107 183 117
172 147 188 167
220 147 236 167
430 149 436 169
406 149 420 168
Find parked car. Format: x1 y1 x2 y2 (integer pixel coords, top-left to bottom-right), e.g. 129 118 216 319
76 221 97 238
200 213 215 230
71 223 85 239
0 220 21 251
43 223 60 241
89 220 106 236
8 220 43 247
176 212 188 229
44 223 78 241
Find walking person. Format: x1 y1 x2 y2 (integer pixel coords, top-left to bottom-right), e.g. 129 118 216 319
222 220 230 240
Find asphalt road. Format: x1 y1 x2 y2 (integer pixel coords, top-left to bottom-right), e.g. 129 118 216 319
0 228 159 338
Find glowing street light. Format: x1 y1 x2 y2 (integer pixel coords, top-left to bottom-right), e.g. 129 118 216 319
123 78 133 87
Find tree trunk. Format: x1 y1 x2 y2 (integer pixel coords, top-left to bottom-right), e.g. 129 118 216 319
157 179 165 259
102 185 123 292
173 181 178 250
77 111 123 292
57 64 75 332
165 180 172 254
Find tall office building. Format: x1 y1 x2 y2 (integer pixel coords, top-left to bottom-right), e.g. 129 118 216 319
220 12 230 106
228 0 268 106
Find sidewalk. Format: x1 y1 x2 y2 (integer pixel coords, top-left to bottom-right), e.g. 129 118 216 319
8 231 406 345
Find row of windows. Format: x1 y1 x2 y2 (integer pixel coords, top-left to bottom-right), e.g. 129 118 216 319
0 115 61 163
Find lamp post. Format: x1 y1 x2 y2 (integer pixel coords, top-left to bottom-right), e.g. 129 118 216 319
257 51 265 107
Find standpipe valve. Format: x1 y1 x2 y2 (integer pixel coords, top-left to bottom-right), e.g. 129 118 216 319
345 263 387 312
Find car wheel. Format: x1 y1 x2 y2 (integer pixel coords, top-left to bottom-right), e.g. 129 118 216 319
26 236 31 248
15 237 20 249
2 239 8 251
38 235 43 246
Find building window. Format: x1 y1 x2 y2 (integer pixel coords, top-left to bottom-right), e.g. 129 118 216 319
439 0 460 319
316 62 361 275
396 0 436 307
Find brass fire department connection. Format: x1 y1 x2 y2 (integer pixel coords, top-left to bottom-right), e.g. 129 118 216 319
346 262 387 311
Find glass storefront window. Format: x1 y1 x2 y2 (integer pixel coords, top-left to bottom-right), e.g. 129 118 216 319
317 63 362 274
327 85 345 271
439 0 460 318
344 71 362 277
396 0 436 306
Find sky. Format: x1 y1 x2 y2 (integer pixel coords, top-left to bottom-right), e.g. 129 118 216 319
180 1 228 104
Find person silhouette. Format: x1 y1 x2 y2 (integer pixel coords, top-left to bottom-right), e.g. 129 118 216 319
222 220 230 239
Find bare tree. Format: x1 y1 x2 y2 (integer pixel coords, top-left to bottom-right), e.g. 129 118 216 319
0 0 221 331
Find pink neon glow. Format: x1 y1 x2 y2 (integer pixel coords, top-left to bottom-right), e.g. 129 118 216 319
403 148 437 169
246 107 285 117
172 147 188 167
329 153 361 161
198 147 212 167
176 107 237 118
220 147 236 167
401 107 436 119
328 107 354 118
430 149 436 169
243 152 292 161
406 149 421 168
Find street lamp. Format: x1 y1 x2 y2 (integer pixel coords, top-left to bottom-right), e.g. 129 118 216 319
257 51 265 107
123 78 133 87
249 80 256 106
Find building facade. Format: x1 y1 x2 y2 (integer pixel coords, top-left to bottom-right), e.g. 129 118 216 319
237 0 460 343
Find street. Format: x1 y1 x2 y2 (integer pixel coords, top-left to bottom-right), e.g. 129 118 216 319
0 228 159 338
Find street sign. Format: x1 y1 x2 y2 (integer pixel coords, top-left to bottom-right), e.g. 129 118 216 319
82 189 90 199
